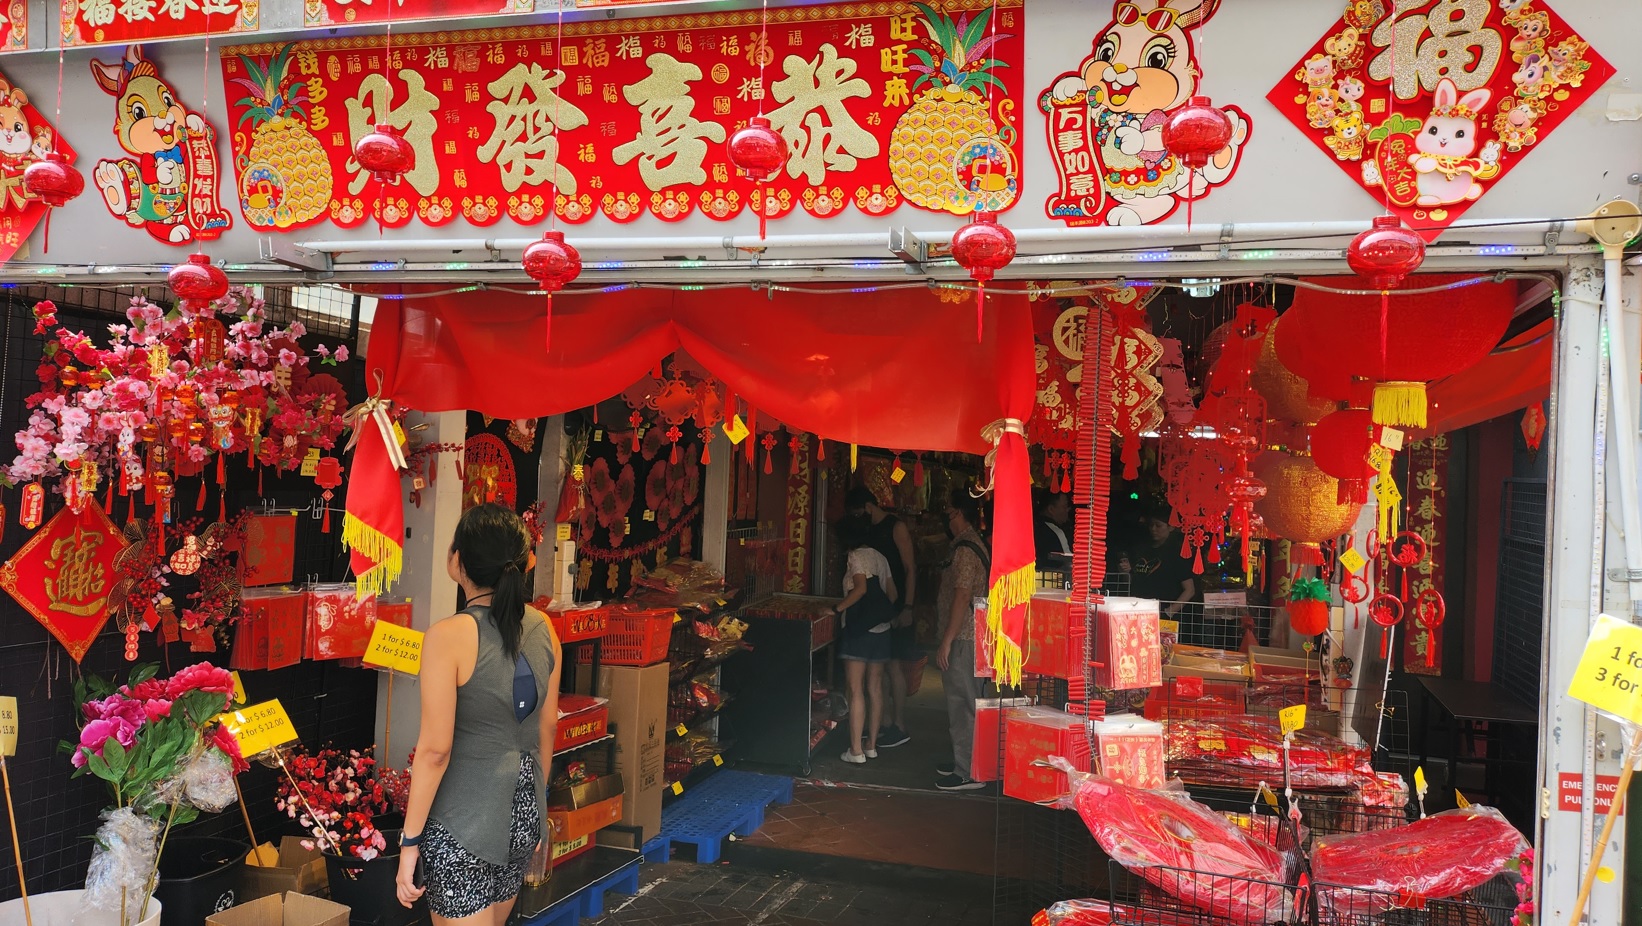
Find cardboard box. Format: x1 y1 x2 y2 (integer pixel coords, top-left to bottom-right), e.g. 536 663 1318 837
555 694 610 752
239 838 327 901
548 793 624 842
207 892 348 926
972 697 1032 781
1165 645 1251 682
597 662 669 842
1023 591 1085 680
1089 714 1165 789
1003 706 1090 804
1094 597 1162 690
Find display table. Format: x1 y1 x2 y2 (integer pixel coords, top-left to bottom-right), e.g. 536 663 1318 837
722 596 838 775
1416 676 1539 805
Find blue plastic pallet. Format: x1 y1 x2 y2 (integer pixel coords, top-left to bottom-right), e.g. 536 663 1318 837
656 770 793 864
517 847 642 926
641 834 669 863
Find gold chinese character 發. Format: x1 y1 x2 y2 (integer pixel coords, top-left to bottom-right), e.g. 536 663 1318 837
479 63 590 194
613 54 727 191
767 43 878 185
345 72 441 197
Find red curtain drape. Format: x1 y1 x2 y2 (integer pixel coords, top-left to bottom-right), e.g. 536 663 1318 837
353 284 1038 681
1422 319 1552 435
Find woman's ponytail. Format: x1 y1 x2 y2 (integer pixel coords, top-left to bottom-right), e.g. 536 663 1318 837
450 502 534 660
493 559 528 660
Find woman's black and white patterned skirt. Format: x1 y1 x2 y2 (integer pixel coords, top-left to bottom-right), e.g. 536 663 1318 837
423 754 541 919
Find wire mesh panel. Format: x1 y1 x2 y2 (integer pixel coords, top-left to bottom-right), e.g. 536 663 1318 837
1492 479 1546 709
1313 876 1518 926
1102 861 1300 926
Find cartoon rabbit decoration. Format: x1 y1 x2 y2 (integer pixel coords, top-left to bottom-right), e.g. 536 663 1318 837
1047 0 1248 226
90 44 231 244
1409 78 1501 207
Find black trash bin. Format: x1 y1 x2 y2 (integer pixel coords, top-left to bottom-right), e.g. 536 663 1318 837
325 829 424 926
155 837 247 926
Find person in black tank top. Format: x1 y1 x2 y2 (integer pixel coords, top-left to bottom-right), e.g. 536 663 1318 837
845 486 917 749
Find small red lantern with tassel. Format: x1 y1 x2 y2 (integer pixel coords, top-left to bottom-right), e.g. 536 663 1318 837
1310 409 1378 505
168 254 229 309
1161 96 1231 229
24 152 83 207
727 115 786 239
950 212 1016 342
354 124 415 185
315 456 344 533
522 230 582 350
1346 215 1425 289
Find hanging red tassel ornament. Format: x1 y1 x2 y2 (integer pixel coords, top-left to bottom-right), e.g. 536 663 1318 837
727 115 786 239
666 425 682 464
913 452 925 487
950 212 1016 342
1161 96 1232 230
761 432 776 475
522 230 582 351
24 152 83 253
790 434 803 475
629 411 643 452
354 123 415 185
1370 593 1404 658
817 438 826 461
1413 589 1446 667
315 456 344 532
168 253 229 310
1347 215 1426 425
700 429 712 465
746 407 758 463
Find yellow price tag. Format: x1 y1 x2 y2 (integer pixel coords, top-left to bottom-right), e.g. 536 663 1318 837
715 598 727 607
1455 790 1471 809
670 781 684 795
643 509 656 522
300 447 321 478
1414 766 1428 796
676 724 688 737
1338 548 1366 575
1366 444 1392 474
392 422 408 447
0 696 18 757
1257 783 1278 809
1567 614 1642 724
231 672 247 705
1379 427 1405 452
712 754 724 767
722 415 749 445
556 524 572 542
363 622 426 676
1278 704 1306 737
219 700 300 757
890 465 906 485
850 444 858 472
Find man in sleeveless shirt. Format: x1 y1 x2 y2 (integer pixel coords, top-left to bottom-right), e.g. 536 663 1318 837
845 485 917 749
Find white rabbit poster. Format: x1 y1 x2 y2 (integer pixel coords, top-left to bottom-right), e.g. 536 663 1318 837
1268 0 1611 241
1038 1 1252 228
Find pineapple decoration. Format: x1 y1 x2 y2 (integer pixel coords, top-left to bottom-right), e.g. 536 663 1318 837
889 2 1018 215
230 44 334 230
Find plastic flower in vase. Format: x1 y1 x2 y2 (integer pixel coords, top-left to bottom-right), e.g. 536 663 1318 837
64 661 245 917
273 746 392 859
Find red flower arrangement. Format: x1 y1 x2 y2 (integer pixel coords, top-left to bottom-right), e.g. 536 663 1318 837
274 746 392 860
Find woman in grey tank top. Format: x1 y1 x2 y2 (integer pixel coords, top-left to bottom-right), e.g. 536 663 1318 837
395 503 563 924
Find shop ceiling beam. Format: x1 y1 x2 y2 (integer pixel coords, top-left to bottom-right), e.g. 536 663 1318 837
259 237 334 275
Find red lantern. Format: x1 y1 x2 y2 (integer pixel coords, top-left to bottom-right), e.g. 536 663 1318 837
1287 599 1329 637
315 456 344 533
950 212 1016 342
168 254 229 309
727 116 787 239
1346 215 1425 290
522 230 583 351
1310 409 1378 504
1162 96 1232 169
354 124 415 185
24 152 83 208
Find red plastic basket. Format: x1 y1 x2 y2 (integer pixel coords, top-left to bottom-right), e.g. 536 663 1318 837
585 607 675 666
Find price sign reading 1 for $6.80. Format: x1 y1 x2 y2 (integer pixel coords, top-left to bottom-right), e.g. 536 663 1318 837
1568 614 1642 724
218 700 300 758
364 623 425 676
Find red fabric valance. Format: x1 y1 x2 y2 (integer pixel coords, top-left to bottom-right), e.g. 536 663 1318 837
1423 319 1552 435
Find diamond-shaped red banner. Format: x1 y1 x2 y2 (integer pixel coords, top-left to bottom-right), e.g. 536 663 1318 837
0 504 122 662
1267 1 1611 241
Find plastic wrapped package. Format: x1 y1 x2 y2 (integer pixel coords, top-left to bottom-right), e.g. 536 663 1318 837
1312 805 1528 915
179 748 238 812
1056 761 1293 925
84 807 161 911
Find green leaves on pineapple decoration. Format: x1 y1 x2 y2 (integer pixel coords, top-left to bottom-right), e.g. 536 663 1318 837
1289 577 1331 603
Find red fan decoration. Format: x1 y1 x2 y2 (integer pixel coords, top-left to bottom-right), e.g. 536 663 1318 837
1313 807 1528 914
951 212 1016 342
168 254 229 309
523 230 583 351
354 124 414 185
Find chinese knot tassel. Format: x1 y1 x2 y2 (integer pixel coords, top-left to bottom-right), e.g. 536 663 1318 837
914 453 925 486
322 503 332 533
976 282 986 344
1372 381 1428 429
745 408 757 463
105 480 114 514
216 452 225 486
196 478 207 511
700 436 711 465
544 293 553 353
670 439 680 465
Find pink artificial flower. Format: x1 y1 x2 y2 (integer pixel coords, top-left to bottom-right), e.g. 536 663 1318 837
278 349 299 368
333 345 350 363
210 721 250 773
97 412 121 432
75 716 139 767
83 694 147 728
123 678 170 701
143 699 172 721
313 344 330 358
166 662 236 698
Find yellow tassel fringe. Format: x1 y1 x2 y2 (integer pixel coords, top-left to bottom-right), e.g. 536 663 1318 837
342 513 403 598
1372 382 1428 430
987 561 1036 688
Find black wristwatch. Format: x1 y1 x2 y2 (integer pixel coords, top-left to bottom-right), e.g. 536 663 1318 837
400 831 423 848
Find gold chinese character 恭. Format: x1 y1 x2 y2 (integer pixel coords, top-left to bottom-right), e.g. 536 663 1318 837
767 43 878 185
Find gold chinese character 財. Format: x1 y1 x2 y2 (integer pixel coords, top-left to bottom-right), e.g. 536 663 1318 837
479 63 590 194
345 72 441 196
613 54 727 191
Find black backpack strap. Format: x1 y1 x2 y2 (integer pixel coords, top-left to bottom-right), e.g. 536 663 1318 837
954 538 991 573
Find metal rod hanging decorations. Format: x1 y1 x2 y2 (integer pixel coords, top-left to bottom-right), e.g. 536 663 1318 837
521 5 582 351
726 0 785 240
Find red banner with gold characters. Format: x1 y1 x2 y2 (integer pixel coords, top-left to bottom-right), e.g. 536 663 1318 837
784 437 812 594
61 0 256 47
220 0 1025 231
305 0 535 28
0 2 24 53
1268 0 1611 242
0 68 77 262
1403 435 1447 675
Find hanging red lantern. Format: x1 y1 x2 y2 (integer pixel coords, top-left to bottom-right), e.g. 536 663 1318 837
1310 409 1379 504
950 212 1016 342
1346 215 1425 290
168 253 229 309
24 152 84 208
314 456 344 533
1162 96 1232 169
522 230 582 351
727 116 787 239
354 124 415 185
1521 403 1547 452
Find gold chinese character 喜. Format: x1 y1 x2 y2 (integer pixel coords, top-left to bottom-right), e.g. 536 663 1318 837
613 54 728 191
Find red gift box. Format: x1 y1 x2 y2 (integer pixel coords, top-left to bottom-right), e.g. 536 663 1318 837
1024 592 1085 680
306 584 378 661
237 589 307 670
230 603 269 671
377 600 413 629
1089 714 1165 790
242 513 297 587
973 697 1032 782
555 694 610 752
1095 597 1162 690
1142 678 1247 721
1004 706 1091 804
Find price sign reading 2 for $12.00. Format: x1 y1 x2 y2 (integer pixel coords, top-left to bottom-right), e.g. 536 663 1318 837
219 700 301 758
1568 614 1642 724
364 623 425 676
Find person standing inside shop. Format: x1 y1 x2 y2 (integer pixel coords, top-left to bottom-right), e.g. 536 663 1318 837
844 485 917 749
1121 509 1198 619
831 515 900 764
396 503 563 925
1034 489 1074 573
935 489 989 792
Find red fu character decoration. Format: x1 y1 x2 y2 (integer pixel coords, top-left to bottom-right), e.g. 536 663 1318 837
354 124 414 185
24 152 84 252
951 212 1016 343
523 230 583 352
315 456 344 533
1161 96 1232 230
727 115 786 240
168 253 229 310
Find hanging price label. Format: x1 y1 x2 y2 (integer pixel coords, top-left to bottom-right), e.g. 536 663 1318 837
1257 782 1278 808
0 696 18 757
1366 444 1393 474
670 781 684 795
1567 614 1642 724
712 754 724 767
364 622 426 675
1455 790 1471 809
1414 766 1429 798
231 672 247 705
300 447 322 477
1378 427 1405 452
676 724 688 737
393 422 408 447
219 699 300 757
1278 704 1306 737
1338 548 1366 575
722 415 750 445
890 465 906 484
556 524 572 542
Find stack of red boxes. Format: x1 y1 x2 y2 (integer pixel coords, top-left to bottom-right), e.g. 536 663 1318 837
1003 706 1091 804
1094 597 1163 691
1088 714 1165 789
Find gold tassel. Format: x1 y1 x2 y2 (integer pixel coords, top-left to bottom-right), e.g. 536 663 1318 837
1371 382 1428 430
986 561 1036 688
342 513 404 597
